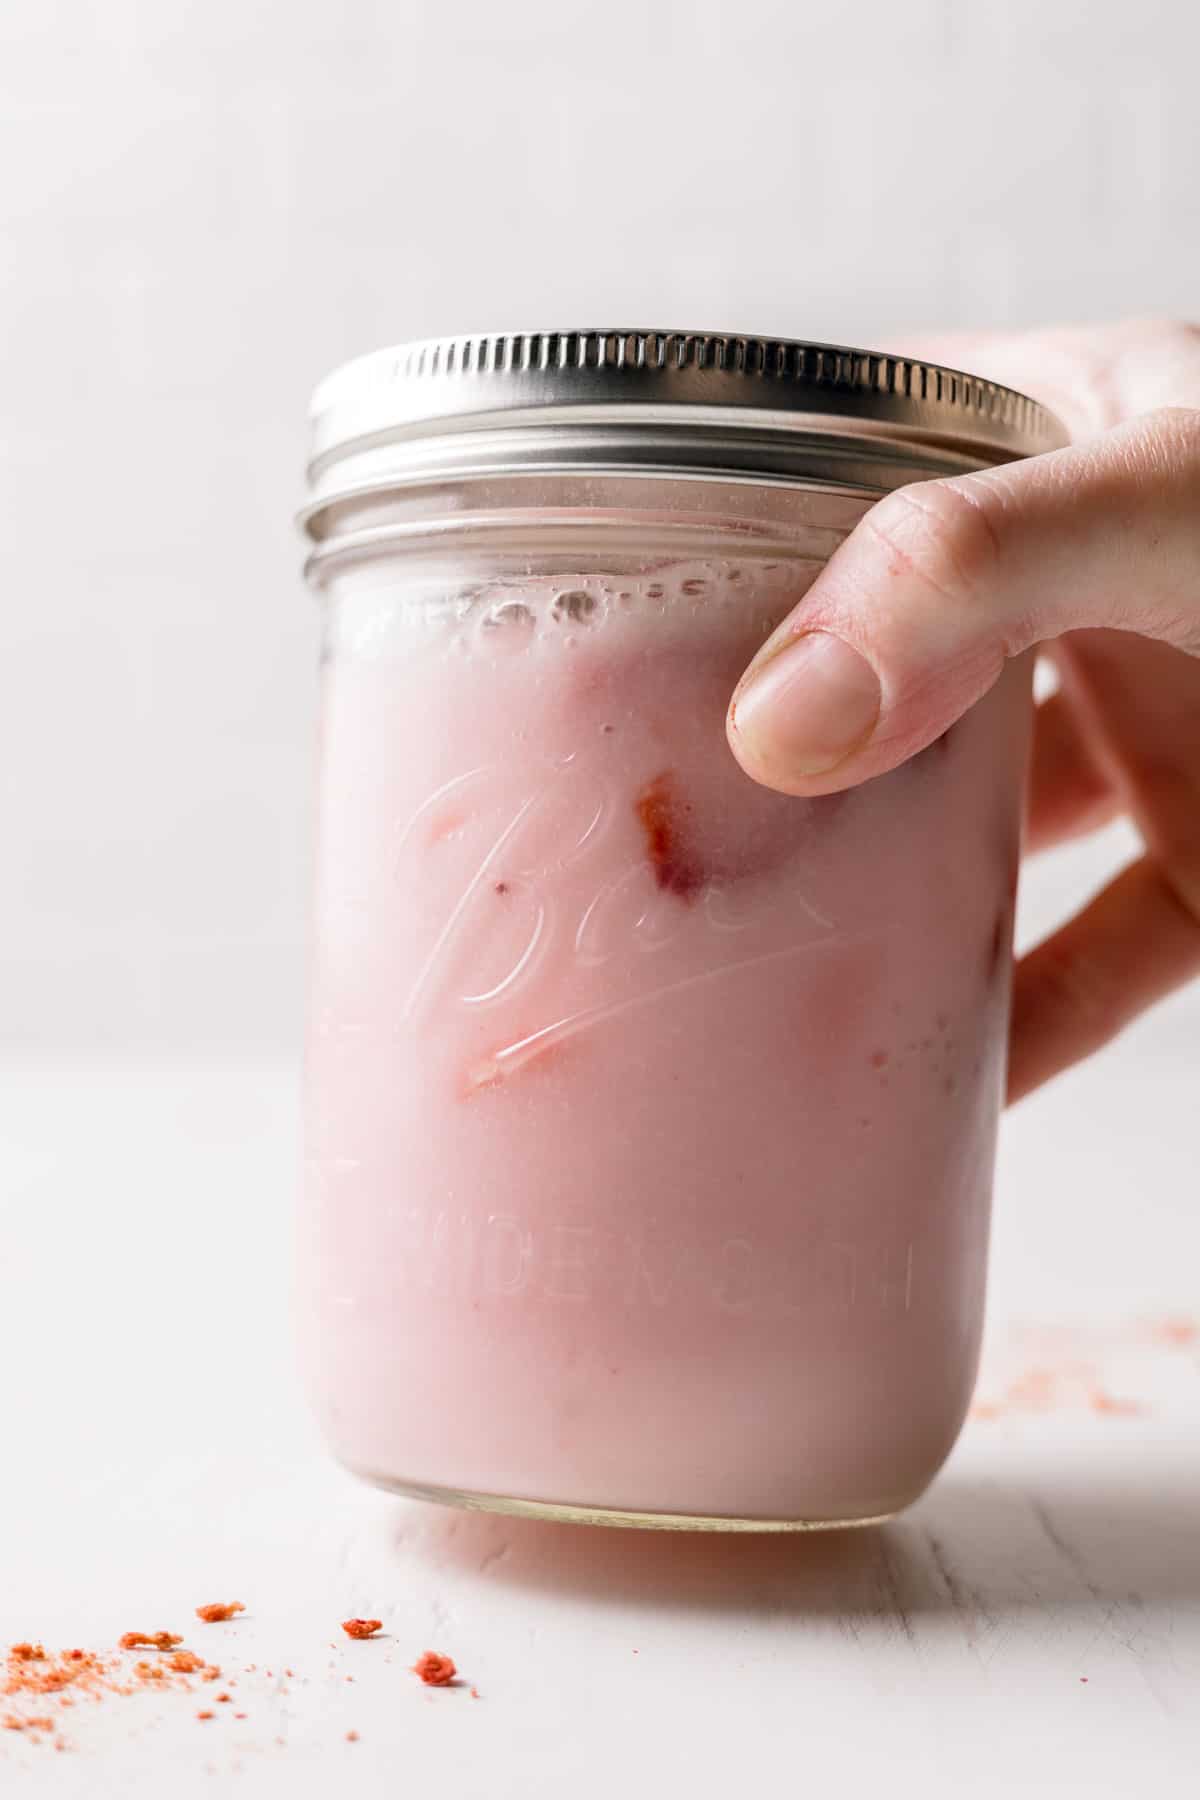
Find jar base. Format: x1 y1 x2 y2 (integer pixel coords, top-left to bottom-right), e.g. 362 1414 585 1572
348 1467 900 1533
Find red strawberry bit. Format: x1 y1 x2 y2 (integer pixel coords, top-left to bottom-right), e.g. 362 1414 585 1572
411 1651 457 1687
635 772 705 900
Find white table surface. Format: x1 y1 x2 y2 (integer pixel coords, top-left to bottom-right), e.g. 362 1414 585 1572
1 1028 1197 1797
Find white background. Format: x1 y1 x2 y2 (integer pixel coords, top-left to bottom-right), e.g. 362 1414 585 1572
1 8 1198 1791
2 0 1198 1056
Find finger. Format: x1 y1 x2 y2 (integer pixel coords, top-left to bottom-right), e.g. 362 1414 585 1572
1007 857 1200 1103
1025 689 1118 853
726 408 1200 797
1053 630 1200 919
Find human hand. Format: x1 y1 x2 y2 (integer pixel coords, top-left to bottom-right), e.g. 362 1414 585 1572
726 320 1200 1102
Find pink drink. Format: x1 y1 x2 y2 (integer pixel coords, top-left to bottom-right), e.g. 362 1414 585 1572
301 536 1030 1526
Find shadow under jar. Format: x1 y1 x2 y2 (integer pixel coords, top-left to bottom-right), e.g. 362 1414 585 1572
298 331 1066 1530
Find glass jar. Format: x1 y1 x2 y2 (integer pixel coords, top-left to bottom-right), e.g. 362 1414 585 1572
299 332 1065 1530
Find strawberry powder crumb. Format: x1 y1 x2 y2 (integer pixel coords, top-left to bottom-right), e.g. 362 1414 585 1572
2 1639 235 1745
1089 1387 1145 1417
196 1710 214 1721
341 1620 382 1641
195 1602 245 1624
10 1644 45 1663
1154 1316 1197 1348
118 1631 182 1652
346 1729 360 1742
412 1651 457 1688
216 1692 231 1703
470 1686 481 1700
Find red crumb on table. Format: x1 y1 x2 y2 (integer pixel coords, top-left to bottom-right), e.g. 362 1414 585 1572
195 1602 245 1624
1004 1367 1059 1410
216 1692 231 1703
346 1729 360 1742
469 1686 481 1700
118 1631 182 1652
973 1352 1149 1421
196 1710 214 1722
2 1640 225 1744
341 1619 383 1641
635 772 704 901
1088 1387 1146 1417
412 1651 457 1688
1153 1316 1198 1347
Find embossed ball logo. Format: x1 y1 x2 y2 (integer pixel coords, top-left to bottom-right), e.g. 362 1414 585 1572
397 752 833 1095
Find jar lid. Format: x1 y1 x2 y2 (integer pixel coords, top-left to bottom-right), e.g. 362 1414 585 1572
303 328 1067 538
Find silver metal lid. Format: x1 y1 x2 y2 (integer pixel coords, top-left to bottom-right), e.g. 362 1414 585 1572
303 329 1067 539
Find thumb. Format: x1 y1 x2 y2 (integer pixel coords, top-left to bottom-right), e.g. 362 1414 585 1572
726 407 1200 795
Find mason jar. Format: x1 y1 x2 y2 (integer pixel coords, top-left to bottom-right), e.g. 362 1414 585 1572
298 331 1064 1530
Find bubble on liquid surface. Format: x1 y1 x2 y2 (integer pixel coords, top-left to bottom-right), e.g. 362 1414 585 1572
680 577 709 599
551 588 600 625
477 600 535 651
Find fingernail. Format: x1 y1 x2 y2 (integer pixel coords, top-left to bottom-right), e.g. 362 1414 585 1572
731 632 881 777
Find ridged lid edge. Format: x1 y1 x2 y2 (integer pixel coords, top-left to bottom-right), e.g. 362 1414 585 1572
310 328 1067 464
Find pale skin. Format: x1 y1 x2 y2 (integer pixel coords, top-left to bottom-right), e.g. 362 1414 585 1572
727 320 1200 1103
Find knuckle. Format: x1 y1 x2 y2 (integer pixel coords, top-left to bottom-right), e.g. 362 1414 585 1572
862 478 1004 617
